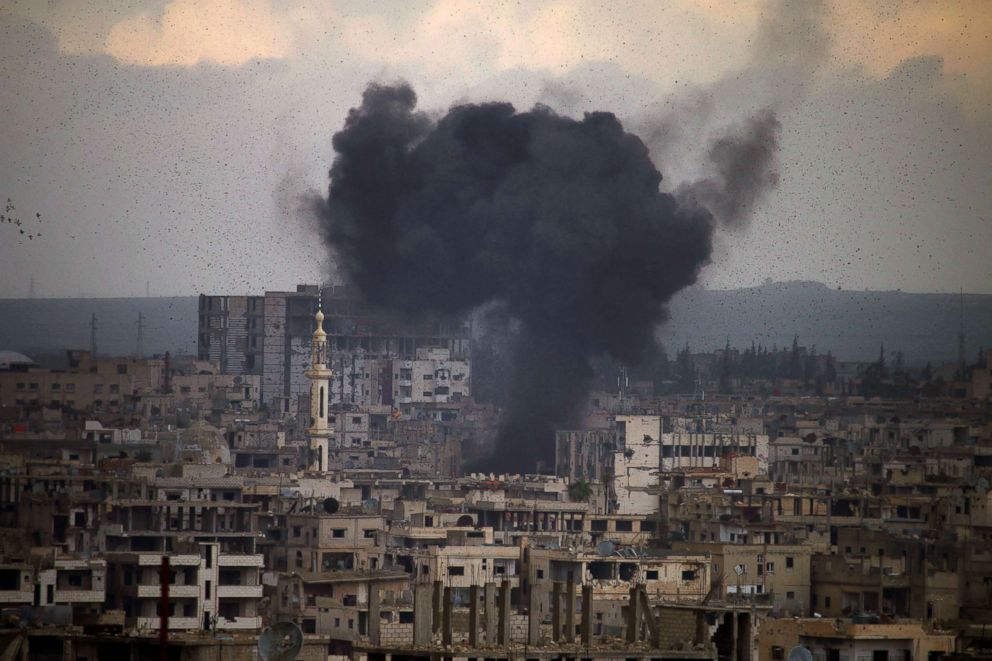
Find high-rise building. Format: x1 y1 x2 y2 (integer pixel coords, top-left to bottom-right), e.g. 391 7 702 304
197 285 471 416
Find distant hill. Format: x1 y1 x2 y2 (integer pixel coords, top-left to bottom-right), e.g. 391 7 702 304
662 281 992 365
0 297 197 367
1 282 989 368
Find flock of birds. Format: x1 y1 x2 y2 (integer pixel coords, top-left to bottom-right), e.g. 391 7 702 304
1 198 43 243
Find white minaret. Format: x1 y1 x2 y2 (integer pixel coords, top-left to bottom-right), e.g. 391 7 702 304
305 298 333 472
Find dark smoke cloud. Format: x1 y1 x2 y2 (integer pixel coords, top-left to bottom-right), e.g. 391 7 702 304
638 0 825 195
315 83 727 471
677 111 781 227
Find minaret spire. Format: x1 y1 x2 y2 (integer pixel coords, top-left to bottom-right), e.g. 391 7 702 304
305 292 333 473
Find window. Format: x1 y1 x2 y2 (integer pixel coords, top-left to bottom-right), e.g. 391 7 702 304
536 569 544 579
65 383 74 393
93 384 103 394
109 384 119 394
681 570 697 581
447 566 465 576
766 562 775 572
352 416 362 424
51 383 61 391
787 591 795 599
293 526 301 537
363 529 376 539
332 529 346 538
29 383 38 390
423 374 433 380
825 597 831 608
615 520 633 532
786 556 794 569
791 448 800 455
772 646 785 660
646 570 659 580
117 364 127 375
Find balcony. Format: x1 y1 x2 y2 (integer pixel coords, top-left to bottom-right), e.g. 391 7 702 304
217 554 264 567
137 584 200 599
136 616 200 630
55 589 105 603
138 554 200 567
217 584 263 599
216 616 262 630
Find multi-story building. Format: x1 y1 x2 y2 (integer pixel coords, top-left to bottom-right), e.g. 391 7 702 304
197 285 472 416
104 544 263 631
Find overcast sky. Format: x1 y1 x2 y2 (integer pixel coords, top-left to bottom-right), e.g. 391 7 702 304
1 0 989 298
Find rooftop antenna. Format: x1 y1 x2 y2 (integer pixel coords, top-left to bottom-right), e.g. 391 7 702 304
136 312 144 358
957 289 966 380
89 313 98 357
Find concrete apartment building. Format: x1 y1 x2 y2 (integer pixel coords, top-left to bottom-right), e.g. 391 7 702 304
198 284 471 416
556 414 769 516
104 545 263 631
0 350 259 422
675 541 813 616
758 618 955 661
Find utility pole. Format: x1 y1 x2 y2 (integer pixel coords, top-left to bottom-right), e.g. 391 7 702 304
957 289 966 380
89 313 97 357
136 312 145 358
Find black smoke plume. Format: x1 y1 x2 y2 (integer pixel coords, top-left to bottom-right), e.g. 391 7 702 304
315 82 777 472
677 111 781 227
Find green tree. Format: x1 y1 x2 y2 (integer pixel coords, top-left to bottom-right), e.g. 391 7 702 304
567 480 593 502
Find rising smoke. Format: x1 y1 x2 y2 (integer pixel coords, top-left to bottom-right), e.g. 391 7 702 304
314 82 779 472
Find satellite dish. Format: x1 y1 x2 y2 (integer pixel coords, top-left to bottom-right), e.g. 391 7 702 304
258 621 303 661
788 646 813 661
322 497 339 514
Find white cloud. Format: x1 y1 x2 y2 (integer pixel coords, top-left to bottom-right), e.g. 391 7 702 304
104 0 298 66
